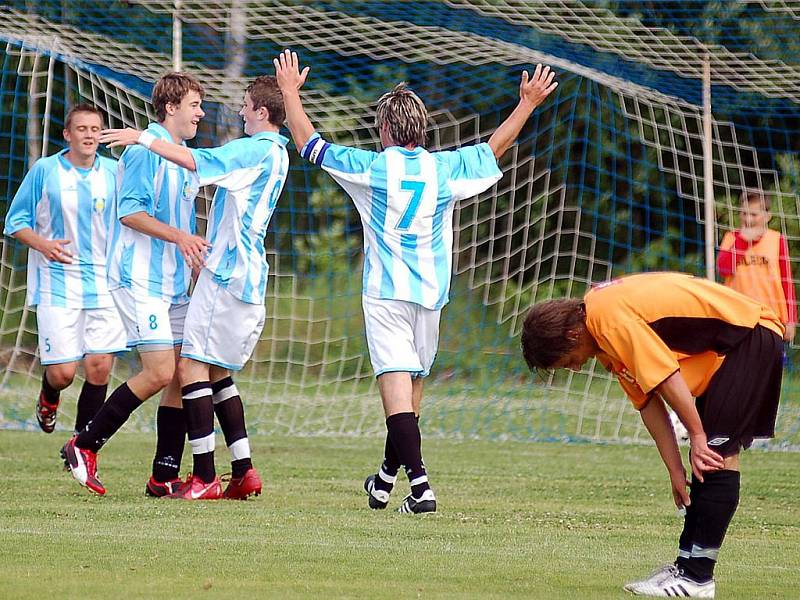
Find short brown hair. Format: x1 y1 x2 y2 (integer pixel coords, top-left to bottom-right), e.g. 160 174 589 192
375 83 427 147
741 189 770 212
245 76 285 126
65 103 104 129
152 72 204 121
520 298 585 370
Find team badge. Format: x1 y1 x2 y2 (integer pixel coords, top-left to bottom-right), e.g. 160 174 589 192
93 197 105 213
182 178 199 201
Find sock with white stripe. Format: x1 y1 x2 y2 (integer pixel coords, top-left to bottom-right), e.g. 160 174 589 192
183 382 216 484
386 412 431 498
74 381 107 433
676 469 740 583
211 376 252 479
75 382 142 452
152 406 186 482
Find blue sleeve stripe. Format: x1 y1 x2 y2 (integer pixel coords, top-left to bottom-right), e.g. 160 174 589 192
303 136 330 165
300 133 321 160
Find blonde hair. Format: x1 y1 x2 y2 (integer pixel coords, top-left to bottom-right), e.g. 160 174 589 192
375 83 427 147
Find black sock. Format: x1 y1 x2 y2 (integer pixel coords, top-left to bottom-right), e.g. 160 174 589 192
183 382 215 483
386 412 430 498
373 432 401 494
212 377 252 478
74 381 107 433
41 371 60 405
75 382 141 453
676 470 740 582
152 406 187 482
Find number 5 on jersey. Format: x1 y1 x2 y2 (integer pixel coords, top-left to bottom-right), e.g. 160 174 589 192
396 180 426 231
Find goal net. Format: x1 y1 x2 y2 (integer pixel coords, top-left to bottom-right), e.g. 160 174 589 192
1 1 798 447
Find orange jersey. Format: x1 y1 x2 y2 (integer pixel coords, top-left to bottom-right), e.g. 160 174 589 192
718 229 794 324
584 272 784 409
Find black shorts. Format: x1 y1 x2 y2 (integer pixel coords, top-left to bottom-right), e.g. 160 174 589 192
695 325 784 456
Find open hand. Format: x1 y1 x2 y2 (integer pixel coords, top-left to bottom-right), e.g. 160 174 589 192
274 49 310 92
99 128 142 149
519 64 558 110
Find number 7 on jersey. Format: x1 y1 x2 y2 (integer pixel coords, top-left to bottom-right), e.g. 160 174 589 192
396 180 426 231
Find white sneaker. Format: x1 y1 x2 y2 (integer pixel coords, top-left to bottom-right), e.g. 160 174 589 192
624 564 715 598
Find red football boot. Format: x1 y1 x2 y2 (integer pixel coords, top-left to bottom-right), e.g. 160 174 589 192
166 474 222 500
60 437 106 495
36 392 59 433
222 468 263 500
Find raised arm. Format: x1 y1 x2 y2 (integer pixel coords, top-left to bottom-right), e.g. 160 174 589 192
273 49 314 151
98 129 197 171
487 65 558 160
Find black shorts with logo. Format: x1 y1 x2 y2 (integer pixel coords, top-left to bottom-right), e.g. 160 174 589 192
695 325 784 457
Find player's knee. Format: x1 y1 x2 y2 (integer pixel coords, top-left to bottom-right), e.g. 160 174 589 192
83 355 113 385
143 360 175 390
46 364 76 389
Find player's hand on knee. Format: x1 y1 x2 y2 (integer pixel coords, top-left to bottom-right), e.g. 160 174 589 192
688 434 725 481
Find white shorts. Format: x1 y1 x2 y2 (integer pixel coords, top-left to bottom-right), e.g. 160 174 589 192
362 295 440 378
180 269 265 371
36 305 128 365
111 288 188 351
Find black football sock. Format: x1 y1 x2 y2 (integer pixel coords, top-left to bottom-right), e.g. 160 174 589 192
75 382 142 453
152 406 187 482
676 470 740 583
212 376 252 478
183 382 216 484
41 371 60 405
386 412 431 499
373 432 400 494
74 381 107 433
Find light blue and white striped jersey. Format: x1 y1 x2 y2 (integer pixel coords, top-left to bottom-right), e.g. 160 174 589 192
4 149 118 309
191 131 289 305
106 122 199 304
301 134 502 310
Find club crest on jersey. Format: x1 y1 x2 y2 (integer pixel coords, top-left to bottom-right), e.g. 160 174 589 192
182 180 199 201
93 197 106 213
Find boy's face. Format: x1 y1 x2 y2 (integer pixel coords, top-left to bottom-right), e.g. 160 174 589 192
551 327 596 372
166 90 204 141
740 200 769 230
239 92 265 136
63 111 103 161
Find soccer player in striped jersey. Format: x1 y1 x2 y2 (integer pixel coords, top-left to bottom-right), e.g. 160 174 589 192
521 272 785 598
61 73 210 496
4 104 127 435
717 189 796 343
99 75 290 500
275 49 558 513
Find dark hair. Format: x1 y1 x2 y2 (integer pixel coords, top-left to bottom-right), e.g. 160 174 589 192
740 189 770 212
245 76 285 126
152 72 204 121
375 82 427 147
520 298 585 370
65 103 104 129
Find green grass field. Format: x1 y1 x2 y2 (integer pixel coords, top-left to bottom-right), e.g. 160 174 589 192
0 432 798 599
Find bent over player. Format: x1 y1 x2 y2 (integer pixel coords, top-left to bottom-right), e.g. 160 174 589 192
4 104 127 434
521 272 784 598
276 49 557 513
99 76 290 500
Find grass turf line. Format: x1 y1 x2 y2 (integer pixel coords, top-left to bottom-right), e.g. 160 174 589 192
0 432 797 598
